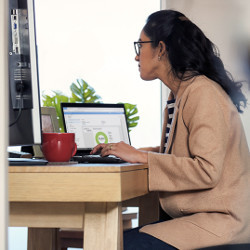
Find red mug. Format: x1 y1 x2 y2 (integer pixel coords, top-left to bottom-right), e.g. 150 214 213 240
42 133 77 162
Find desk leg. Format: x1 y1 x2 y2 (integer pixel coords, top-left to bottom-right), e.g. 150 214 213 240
27 228 57 250
138 192 159 226
84 202 123 250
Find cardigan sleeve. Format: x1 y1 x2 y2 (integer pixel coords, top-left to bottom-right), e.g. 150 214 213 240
148 83 231 192
138 146 160 152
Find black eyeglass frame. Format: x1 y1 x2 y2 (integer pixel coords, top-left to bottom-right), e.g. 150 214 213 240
134 41 155 56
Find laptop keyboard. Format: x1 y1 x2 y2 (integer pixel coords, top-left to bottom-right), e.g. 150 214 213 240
72 154 126 164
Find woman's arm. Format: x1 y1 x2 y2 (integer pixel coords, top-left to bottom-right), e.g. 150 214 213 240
148 83 231 192
137 146 160 152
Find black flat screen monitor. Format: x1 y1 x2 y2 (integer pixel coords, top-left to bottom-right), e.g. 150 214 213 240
8 0 42 147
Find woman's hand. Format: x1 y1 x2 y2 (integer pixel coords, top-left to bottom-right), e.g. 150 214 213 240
90 141 148 164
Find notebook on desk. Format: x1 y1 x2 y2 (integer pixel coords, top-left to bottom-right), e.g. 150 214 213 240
61 103 131 163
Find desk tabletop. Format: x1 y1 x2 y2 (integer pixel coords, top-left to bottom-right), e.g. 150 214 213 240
9 162 148 173
9 163 149 202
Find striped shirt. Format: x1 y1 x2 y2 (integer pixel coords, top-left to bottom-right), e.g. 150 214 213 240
163 99 176 152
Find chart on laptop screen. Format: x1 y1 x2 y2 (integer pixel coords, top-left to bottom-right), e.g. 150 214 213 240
62 106 130 150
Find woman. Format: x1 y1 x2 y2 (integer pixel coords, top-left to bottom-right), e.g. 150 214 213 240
91 10 250 249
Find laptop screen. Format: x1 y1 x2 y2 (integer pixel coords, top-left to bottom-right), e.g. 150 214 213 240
61 103 130 151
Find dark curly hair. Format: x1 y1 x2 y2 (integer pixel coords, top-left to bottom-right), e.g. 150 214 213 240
143 10 247 113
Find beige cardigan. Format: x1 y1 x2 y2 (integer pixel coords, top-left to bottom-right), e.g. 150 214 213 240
140 76 250 249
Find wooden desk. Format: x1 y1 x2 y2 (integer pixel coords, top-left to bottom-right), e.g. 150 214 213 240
9 163 158 250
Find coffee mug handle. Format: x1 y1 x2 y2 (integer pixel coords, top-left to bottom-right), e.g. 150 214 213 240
72 143 77 156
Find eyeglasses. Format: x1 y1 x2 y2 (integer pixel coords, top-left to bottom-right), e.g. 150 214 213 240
134 41 154 56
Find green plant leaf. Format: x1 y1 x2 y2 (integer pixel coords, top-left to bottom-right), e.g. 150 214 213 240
122 103 139 132
70 79 102 103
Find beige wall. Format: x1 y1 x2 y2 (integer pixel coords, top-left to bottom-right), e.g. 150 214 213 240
161 0 250 146
0 0 9 248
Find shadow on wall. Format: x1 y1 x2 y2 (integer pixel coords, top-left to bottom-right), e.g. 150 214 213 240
162 0 250 146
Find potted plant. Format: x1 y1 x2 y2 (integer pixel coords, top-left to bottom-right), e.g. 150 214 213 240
42 79 139 132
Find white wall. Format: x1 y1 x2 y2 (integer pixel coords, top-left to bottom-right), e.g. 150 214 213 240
161 0 250 146
0 0 9 249
34 0 161 148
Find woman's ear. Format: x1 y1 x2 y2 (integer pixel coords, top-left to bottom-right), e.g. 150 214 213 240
158 41 167 58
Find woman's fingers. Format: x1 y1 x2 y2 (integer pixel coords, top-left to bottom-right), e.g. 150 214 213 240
90 143 105 154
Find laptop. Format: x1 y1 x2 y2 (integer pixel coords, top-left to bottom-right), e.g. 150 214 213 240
61 103 131 163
